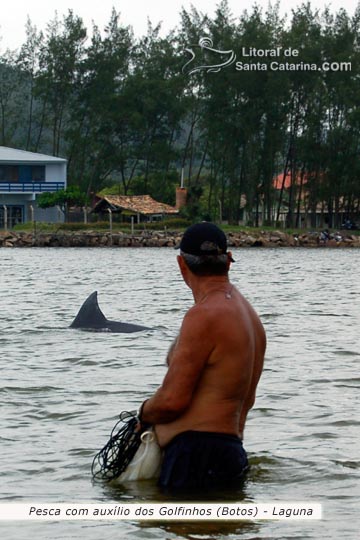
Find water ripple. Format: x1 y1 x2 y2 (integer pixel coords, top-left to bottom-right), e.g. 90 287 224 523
0 247 359 540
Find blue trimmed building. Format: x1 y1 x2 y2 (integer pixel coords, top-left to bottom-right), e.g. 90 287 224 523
0 146 67 227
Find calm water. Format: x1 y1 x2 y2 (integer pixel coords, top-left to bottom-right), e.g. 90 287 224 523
0 247 359 540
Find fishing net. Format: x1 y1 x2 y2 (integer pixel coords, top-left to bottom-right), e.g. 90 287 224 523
91 411 144 482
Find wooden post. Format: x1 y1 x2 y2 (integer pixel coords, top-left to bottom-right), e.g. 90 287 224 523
3 205 7 231
29 205 36 245
107 208 113 246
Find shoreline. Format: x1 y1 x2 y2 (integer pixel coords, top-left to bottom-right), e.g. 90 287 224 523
1 229 359 248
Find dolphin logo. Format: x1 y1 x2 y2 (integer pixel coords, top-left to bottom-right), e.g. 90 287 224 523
70 291 150 333
182 37 236 75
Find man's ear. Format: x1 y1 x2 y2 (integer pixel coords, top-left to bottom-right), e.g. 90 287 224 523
227 251 234 269
177 254 186 273
177 255 191 285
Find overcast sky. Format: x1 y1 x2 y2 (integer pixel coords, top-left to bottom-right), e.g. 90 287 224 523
0 0 358 51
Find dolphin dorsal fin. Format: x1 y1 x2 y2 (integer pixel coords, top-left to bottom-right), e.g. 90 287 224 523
70 291 109 328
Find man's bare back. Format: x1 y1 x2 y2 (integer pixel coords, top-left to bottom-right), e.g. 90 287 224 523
139 222 266 491
154 284 265 446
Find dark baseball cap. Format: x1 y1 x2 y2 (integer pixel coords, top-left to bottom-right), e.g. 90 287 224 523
177 222 234 261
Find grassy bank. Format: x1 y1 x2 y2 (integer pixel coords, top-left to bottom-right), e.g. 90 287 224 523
11 221 359 237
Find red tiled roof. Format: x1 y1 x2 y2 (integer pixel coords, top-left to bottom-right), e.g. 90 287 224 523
273 172 309 190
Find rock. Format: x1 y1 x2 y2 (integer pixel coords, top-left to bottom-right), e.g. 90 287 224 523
0 232 14 241
273 231 288 242
21 234 33 245
244 235 257 246
254 237 270 247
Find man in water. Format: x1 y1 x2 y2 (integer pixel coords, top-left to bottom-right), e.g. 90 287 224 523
139 222 266 491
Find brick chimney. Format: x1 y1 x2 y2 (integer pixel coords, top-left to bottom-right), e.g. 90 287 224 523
176 187 187 210
176 168 187 210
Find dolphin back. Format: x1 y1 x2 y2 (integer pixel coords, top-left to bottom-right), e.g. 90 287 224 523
70 291 150 333
106 320 149 333
70 291 108 329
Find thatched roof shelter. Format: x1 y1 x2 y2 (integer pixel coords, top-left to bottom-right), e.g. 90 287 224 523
92 194 178 220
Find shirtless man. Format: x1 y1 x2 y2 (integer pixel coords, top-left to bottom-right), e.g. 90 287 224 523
139 222 266 491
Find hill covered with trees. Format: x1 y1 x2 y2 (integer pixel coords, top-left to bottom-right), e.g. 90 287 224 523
0 1 359 227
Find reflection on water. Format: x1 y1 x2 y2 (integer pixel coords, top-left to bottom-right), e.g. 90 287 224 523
145 520 261 540
0 247 359 540
105 473 260 540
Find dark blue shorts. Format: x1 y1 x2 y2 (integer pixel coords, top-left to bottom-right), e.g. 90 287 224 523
159 430 249 492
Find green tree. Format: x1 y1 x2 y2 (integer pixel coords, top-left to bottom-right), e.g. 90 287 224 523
37 186 86 221
17 18 44 151
35 10 87 156
66 9 133 195
0 50 24 145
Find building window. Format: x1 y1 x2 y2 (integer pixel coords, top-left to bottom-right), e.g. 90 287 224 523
0 165 46 182
31 166 45 181
0 165 18 182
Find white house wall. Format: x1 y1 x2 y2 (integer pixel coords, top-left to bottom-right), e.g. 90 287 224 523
45 163 67 183
0 194 33 205
33 204 62 223
0 194 63 224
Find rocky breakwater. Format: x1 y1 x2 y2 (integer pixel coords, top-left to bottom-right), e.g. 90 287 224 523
227 230 360 248
0 229 359 248
0 230 180 248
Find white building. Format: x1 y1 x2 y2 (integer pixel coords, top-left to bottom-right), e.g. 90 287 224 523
0 146 67 227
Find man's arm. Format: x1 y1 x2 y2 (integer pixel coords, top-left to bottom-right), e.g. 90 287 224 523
238 328 266 438
140 307 214 425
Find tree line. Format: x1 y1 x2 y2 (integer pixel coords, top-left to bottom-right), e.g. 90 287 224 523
0 1 359 227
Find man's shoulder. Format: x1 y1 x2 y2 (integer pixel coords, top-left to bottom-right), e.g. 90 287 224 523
184 302 213 324
179 303 218 339
182 301 229 339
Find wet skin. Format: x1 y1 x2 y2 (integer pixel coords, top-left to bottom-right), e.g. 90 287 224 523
141 253 266 448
